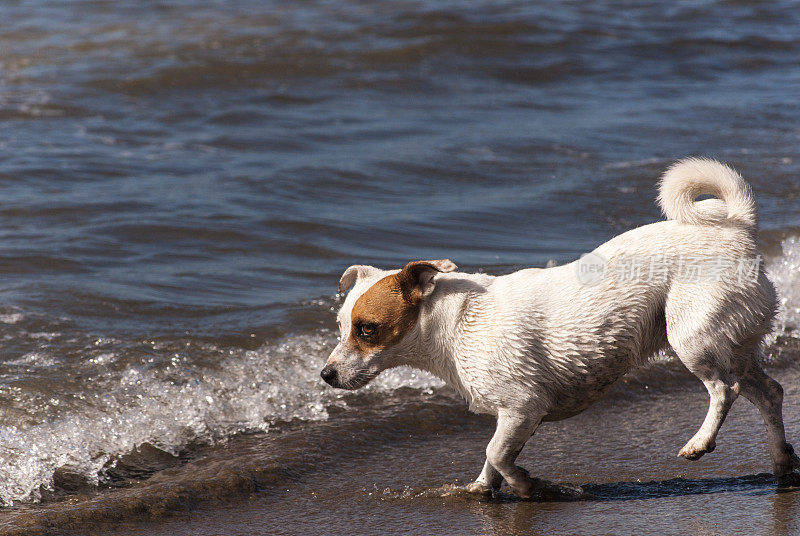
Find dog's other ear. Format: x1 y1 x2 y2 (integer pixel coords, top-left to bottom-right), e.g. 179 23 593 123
338 265 380 293
398 259 457 304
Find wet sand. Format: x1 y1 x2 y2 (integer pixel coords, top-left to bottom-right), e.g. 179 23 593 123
4 363 800 536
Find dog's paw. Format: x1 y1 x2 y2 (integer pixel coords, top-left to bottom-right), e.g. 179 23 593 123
678 438 716 461
505 467 538 499
786 443 800 470
777 471 800 488
465 481 494 497
509 479 536 500
510 475 586 501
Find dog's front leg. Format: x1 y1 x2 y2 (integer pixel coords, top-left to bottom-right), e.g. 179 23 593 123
483 410 542 499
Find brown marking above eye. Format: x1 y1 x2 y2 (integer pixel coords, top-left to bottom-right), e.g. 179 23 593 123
349 275 418 351
348 259 456 352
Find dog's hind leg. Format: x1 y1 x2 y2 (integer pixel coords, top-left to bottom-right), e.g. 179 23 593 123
670 337 740 460
667 293 742 460
736 352 800 485
678 368 740 460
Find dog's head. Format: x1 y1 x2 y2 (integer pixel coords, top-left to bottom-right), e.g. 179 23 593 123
320 259 457 390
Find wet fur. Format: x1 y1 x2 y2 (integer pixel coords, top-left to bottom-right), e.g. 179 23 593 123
322 158 800 498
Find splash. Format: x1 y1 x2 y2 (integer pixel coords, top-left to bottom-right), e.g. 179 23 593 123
766 235 800 345
0 332 441 505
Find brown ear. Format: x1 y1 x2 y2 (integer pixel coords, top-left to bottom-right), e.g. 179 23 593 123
339 265 380 293
398 259 457 304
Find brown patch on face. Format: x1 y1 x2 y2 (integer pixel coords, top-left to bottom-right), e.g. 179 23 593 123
347 260 456 354
349 273 420 353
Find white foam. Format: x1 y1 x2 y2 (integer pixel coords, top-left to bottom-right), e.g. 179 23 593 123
370 367 443 392
603 157 664 170
5 352 58 367
0 313 23 324
767 235 800 344
0 331 441 505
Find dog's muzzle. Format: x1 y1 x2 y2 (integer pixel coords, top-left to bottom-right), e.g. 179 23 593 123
320 365 339 387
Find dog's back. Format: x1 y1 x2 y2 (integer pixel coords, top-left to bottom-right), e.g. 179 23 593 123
449 159 775 419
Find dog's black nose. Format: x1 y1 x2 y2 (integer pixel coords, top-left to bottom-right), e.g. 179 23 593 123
320 365 338 385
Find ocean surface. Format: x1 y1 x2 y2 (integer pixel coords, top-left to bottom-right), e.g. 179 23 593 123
1 0 800 533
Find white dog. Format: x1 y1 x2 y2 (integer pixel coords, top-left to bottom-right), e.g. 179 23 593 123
321 158 800 498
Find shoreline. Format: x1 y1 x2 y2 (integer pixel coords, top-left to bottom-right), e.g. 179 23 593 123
4 364 800 535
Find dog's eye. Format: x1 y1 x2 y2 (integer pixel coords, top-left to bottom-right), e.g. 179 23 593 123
357 323 378 339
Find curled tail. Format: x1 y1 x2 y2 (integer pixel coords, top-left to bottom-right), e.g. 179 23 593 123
657 157 757 228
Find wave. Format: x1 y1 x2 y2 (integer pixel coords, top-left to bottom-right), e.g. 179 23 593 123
0 330 440 506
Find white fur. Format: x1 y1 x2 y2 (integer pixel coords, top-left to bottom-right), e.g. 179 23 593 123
658 157 757 227
325 158 800 498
